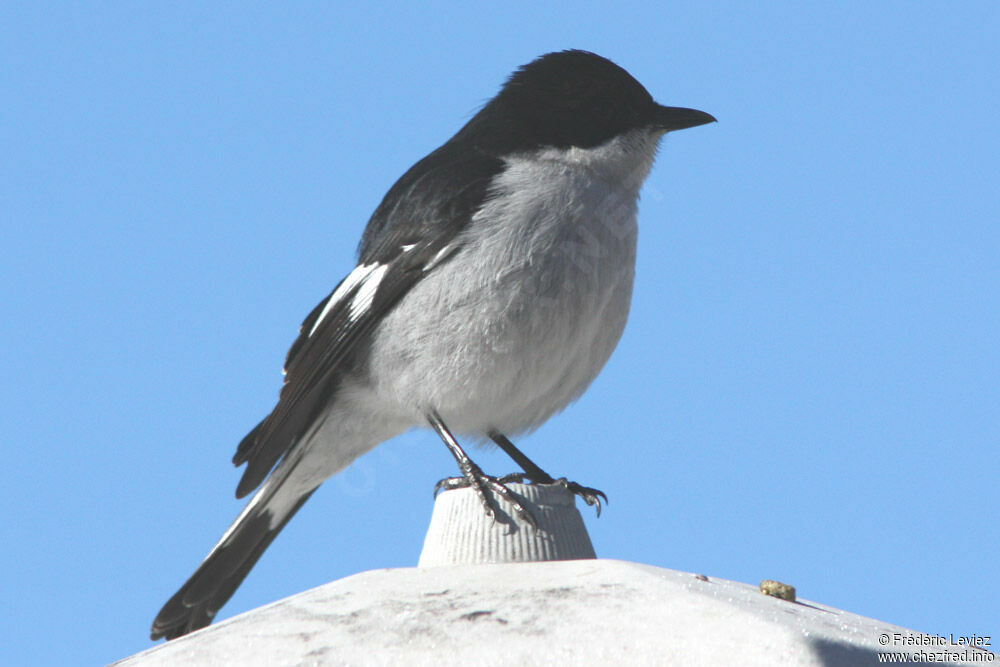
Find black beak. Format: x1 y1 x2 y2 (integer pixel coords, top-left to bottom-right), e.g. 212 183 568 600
654 105 716 131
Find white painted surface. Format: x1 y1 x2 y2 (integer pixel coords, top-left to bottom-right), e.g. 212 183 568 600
116 559 990 666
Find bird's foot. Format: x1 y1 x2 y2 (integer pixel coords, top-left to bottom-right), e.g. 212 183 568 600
434 470 538 528
484 431 606 517
520 474 607 517
553 478 607 517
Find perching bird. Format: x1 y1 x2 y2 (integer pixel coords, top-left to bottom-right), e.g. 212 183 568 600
151 49 714 640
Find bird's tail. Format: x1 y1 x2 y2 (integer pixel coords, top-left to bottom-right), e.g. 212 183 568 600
150 449 316 640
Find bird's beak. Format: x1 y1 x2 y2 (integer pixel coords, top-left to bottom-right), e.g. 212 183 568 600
654 105 716 131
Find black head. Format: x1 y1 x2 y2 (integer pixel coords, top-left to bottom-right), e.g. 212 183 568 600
451 50 714 154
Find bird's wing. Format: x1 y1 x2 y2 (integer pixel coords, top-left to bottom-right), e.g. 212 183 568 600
231 146 503 498
151 147 503 640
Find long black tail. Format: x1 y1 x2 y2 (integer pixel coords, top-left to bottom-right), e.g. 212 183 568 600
150 486 315 640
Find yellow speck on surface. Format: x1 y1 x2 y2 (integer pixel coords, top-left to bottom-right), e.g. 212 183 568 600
759 579 796 601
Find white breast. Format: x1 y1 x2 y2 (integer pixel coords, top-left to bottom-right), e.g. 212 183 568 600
368 129 663 436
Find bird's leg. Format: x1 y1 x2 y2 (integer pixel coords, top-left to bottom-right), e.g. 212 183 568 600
427 411 537 528
488 430 607 516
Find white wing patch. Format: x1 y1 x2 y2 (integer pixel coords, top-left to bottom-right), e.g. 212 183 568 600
308 262 383 337
349 263 388 320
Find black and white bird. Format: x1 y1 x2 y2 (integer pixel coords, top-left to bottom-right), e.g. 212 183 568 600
151 50 714 640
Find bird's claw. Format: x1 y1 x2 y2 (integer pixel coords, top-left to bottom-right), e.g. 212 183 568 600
553 478 608 517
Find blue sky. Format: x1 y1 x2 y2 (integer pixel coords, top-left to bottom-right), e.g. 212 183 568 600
3 3 997 664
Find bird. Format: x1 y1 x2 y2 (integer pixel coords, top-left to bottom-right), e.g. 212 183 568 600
150 49 714 640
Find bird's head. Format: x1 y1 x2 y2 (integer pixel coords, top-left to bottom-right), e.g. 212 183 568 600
455 50 715 153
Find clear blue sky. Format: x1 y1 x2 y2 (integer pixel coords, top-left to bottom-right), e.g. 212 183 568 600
3 3 997 664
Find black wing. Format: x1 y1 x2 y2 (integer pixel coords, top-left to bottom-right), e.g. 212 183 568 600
231 145 503 497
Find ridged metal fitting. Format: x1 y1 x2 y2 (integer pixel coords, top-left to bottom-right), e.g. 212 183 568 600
418 482 597 567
